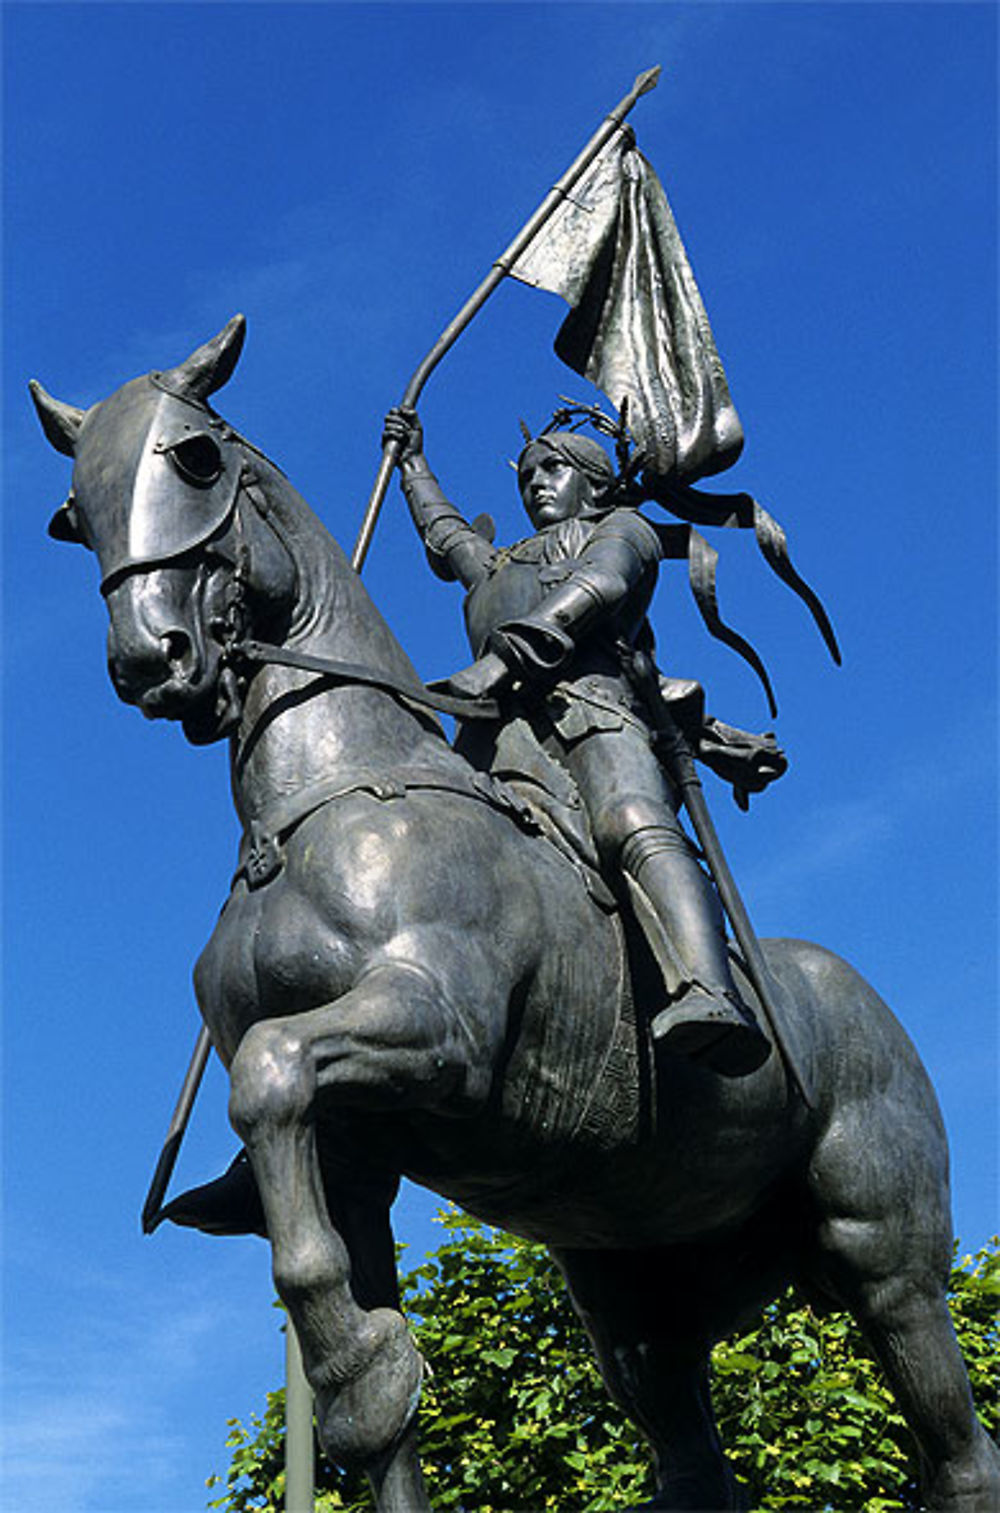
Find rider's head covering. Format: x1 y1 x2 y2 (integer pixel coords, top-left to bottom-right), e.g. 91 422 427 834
516 432 616 507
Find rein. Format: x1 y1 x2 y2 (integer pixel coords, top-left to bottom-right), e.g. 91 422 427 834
233 638 501 722
226 469 501 724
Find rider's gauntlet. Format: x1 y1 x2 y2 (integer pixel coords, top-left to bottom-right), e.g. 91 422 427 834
489 569 618 680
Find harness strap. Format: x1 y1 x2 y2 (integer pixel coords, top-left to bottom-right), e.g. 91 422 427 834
231 640 614 906
236 639 501 722
234 763 538 890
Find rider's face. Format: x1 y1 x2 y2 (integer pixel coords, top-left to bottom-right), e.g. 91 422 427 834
519 452 594 528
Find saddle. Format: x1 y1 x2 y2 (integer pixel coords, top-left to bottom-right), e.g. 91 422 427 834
453 677 785 899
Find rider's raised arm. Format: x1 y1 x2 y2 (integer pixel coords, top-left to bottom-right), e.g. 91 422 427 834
489 508 663 680
384 408 495 591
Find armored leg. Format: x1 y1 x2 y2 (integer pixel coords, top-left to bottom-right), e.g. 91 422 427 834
619 823 767 1072
563 729 767 1074
620 822 732 993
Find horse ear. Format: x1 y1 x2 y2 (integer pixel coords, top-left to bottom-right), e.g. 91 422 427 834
48 497 87 545
158 314 247 402
29 379 84 457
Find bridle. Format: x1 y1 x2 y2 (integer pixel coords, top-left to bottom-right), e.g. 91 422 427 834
218 467 501 725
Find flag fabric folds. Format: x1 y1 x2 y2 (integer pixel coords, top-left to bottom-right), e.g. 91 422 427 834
511 128 743 484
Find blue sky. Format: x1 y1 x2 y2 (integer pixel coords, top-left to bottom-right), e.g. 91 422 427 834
3 4 997 1510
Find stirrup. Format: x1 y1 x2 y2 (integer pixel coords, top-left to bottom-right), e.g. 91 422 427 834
652 985 770 1077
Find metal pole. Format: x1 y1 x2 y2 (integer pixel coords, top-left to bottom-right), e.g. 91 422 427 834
285 1321 315 1513
141 1022 212 1232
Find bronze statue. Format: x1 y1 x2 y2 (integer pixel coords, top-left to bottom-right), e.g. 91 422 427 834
30 315 1000 1511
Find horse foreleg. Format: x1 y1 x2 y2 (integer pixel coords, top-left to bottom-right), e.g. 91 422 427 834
228 992 435 1511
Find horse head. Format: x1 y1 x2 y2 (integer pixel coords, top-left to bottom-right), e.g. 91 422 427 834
31 317 297 744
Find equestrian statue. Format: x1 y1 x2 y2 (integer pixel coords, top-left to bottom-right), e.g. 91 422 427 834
30 65 999 1513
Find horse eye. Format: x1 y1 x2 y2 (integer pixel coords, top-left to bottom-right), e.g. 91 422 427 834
170 433 223 486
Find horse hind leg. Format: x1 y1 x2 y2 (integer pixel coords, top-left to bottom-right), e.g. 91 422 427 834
553 1246 748 1511
805 1093 1000 1510
228 1018 429 1513
808 1224 999 1512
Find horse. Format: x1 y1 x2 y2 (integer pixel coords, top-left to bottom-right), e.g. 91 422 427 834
31 317 999 1512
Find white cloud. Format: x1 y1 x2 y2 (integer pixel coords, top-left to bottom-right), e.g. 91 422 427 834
1 1253 257 1513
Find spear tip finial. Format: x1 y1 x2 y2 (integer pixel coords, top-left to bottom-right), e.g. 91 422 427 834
634 64 662 97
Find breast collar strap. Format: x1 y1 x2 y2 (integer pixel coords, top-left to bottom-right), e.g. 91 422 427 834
235 764 538 891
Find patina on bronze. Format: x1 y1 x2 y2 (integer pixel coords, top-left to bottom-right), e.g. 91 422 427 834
31 311 1000 1510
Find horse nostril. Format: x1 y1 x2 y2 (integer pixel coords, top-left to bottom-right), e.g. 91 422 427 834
161 629 193 672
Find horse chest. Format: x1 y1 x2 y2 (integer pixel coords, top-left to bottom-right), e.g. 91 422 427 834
194 876 354 1063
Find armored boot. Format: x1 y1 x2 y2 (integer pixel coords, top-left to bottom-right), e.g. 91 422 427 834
620 826 770 1076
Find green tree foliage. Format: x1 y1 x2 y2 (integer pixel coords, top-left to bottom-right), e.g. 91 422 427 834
207 1216 998 1512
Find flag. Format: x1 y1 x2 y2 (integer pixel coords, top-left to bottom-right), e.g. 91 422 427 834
510 129 743 483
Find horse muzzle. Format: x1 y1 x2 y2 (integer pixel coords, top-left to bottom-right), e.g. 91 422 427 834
109 633 208 713
109 637 240 744
104 569 237 741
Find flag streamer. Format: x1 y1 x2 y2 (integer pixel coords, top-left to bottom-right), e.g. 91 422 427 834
656 481 842 669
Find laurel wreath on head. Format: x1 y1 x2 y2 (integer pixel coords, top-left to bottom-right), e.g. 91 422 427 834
518 396 648 504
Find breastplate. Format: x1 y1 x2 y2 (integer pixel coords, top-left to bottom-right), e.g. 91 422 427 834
464 556 550 657
463 540 655 665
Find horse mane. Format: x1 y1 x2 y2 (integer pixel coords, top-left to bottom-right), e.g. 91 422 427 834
232 434 424 690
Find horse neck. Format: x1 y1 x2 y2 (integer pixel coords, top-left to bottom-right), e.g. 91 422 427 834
231 456 455 825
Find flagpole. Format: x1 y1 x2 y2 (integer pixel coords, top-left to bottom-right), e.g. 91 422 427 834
350 64 660 573
285 1318 316 1513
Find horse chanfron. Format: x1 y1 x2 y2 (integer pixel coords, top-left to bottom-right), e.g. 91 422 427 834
31 318 298 745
